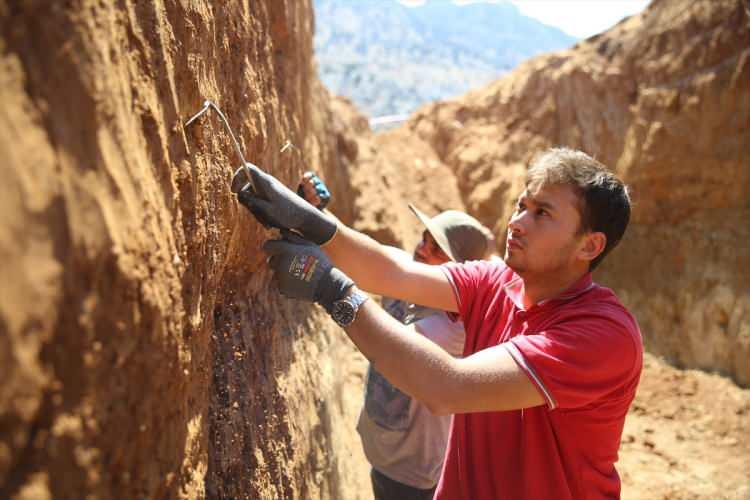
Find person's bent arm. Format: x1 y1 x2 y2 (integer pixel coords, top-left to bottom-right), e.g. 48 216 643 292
345 296 544 415
324 224 458 312
261 235 541 413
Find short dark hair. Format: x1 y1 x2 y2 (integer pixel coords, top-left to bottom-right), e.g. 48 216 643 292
526 148 631 270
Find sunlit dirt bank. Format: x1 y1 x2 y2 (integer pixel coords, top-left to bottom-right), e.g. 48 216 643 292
0 1 373 498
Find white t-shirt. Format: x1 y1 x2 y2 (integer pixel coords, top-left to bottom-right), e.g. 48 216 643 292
357 302 465 489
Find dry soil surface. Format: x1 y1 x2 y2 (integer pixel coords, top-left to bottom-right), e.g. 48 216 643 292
619 354 750 499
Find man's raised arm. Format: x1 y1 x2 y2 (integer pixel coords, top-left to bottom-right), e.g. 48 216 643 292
233 164 457 312
323 225 458 312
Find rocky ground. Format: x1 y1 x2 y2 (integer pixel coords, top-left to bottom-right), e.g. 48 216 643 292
620 355 750 499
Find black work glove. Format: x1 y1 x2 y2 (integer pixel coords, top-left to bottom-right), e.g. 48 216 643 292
232 163 337 245
263 232 353 313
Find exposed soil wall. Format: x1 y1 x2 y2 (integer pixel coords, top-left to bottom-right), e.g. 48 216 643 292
392 0 750 384
321 96 465 250
0 1 369 498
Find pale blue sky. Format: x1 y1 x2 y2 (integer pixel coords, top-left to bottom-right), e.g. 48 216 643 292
397 0 651 39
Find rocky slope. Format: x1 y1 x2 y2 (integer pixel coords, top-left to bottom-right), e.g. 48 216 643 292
391 0 750 385
0 1 372 498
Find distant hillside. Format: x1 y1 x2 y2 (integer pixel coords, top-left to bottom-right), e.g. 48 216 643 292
313 0 576 117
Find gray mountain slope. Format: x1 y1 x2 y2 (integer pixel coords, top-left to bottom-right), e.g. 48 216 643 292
314 0 577 117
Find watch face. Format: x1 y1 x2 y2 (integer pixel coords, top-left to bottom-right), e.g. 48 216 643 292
332 300 356 326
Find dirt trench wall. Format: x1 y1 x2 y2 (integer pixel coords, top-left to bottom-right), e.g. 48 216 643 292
394 0 750 384
0 1 368 498
320 96 466 250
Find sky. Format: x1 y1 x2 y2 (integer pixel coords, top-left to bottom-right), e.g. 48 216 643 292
397 0 651 39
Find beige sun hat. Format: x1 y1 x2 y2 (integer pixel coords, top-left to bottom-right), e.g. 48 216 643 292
408 204 493 263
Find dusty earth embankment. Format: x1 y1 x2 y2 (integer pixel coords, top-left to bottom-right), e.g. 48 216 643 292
387 0 750 385
322 96 465 249
0 1 373 498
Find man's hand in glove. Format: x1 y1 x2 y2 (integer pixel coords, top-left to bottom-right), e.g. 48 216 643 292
298 171 331 210
263 232 353 313
232 163 338 245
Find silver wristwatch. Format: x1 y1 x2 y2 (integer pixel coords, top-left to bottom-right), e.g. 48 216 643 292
330 288 369 327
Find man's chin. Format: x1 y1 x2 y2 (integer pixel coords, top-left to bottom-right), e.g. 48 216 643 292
504 254 524 273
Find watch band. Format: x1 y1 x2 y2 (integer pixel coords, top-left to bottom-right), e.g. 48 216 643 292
330 287 369 327
347 288 369 311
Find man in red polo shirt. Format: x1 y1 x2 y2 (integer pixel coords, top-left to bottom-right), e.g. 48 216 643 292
235 147 642 499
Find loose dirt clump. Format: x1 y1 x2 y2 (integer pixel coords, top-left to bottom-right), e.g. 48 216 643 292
620 354 750 499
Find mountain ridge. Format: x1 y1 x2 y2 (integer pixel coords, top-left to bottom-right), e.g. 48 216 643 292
314 0 577 117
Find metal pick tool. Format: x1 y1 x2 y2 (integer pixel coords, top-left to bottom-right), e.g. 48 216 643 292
184 100 257 191
280 139 299 155
280 139 331 210
280 139 313 172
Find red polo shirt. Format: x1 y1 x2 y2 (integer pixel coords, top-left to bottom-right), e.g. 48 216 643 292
436 260 642 500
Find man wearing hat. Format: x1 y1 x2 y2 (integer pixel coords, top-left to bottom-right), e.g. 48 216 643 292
298 172 493 500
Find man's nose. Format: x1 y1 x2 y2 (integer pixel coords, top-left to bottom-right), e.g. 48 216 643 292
508 211 526 235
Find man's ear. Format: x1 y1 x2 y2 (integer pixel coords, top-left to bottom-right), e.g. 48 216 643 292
579 232 607 264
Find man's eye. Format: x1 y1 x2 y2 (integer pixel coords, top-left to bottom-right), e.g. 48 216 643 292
536 209 548 216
